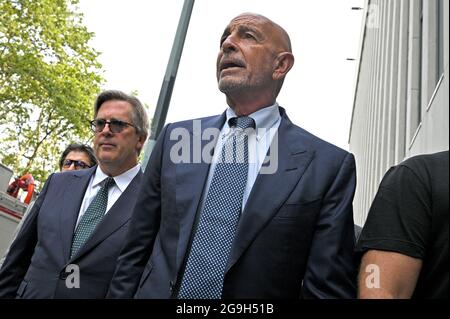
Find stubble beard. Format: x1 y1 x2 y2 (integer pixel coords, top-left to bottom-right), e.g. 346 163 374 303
218 73 272 98
218 76 246 94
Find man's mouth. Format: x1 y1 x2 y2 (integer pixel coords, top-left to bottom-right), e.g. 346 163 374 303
219 59 246 72
100 142 116 148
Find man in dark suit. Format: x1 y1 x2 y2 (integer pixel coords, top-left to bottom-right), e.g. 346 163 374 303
0 143 97 269
0 90 148 298
108 13 356 299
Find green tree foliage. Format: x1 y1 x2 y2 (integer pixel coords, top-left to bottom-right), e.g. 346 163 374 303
0 0 103 187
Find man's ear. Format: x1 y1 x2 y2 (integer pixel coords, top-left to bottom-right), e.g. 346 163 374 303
273 52 294 80
136 134 148 154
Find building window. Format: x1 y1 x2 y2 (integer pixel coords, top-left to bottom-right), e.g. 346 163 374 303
436 0 444 83
407 0 423 147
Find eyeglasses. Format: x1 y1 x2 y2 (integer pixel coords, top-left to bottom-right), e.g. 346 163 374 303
90 119 135 134
63 159 91 170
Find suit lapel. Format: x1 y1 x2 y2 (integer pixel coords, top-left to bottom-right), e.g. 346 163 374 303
175 113 226 270
60 167 96 262
69 171 143 261
226 112 315 272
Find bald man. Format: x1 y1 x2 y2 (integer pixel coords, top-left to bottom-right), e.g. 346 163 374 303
108 13 357 299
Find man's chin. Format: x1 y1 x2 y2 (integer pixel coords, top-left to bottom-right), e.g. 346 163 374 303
218 80 243 93
98 154 116 164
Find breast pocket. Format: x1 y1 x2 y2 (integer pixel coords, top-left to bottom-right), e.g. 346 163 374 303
254 199 322 271
274 198 322 220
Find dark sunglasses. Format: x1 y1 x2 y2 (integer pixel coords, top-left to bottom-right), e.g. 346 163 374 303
63 159 91 169
90 119 135 134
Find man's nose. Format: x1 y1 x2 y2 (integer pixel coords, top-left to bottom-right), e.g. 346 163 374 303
221 35 237 53
99 122 113 134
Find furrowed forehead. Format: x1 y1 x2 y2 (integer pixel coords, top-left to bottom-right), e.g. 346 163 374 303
220 14 269 44
221 23 263 39
224 14 291 52
228 14 268 30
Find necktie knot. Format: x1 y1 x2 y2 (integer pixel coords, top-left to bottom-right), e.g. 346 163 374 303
103 177 115 190
229 116 255 130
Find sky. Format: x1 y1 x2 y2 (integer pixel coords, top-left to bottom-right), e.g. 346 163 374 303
78 0 365 150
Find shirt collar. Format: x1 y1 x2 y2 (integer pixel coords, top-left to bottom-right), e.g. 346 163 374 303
92 164 141 192
225 102 280 139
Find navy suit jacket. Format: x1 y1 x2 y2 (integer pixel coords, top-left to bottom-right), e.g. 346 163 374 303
0 166 142 298
108 108 357 298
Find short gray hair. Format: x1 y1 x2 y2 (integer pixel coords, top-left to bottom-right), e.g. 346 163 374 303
94 90 149 138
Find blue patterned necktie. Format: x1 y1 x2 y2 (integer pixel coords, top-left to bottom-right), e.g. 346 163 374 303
70 177 115 258
178 116 255 299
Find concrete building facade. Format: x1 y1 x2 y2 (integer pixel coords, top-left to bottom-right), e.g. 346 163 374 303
349 0 449 226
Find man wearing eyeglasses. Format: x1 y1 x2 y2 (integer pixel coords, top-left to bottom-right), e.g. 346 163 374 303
59 143 97 172
0 90 148 298
0 143 97 269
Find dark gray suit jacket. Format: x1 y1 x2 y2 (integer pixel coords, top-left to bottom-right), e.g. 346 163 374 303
108 108 357 299
0 166 142 298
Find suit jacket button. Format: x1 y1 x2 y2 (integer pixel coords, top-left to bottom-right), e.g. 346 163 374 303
60 271 69 280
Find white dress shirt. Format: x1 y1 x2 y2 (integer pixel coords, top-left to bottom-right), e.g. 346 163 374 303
75 164 141 227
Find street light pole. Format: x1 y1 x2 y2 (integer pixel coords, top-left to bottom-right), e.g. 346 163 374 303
142 0 195 170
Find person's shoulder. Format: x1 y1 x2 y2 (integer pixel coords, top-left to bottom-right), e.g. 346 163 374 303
167 114 223 128
398 150 449 173
52 166 95 181
285 119 350 158
280 107 350 157
382 151 449 189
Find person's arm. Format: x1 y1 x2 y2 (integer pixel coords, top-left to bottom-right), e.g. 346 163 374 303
355 162 433 298
107 124 169 298
0 175 52 298
301 152 357 298
358 250 422 298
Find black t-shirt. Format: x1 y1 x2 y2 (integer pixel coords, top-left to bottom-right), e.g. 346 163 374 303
355 151 449 299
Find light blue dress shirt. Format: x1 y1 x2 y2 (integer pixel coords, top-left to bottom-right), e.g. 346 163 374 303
200 103 281 212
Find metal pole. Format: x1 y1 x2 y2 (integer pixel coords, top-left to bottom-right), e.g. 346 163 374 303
142 0 195 170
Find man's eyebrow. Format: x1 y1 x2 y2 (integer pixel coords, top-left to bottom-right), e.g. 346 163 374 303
238 24 264 39
238 25 256 33
219 24 263 46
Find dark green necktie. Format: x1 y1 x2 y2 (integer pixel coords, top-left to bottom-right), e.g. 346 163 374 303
70 177 115 258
